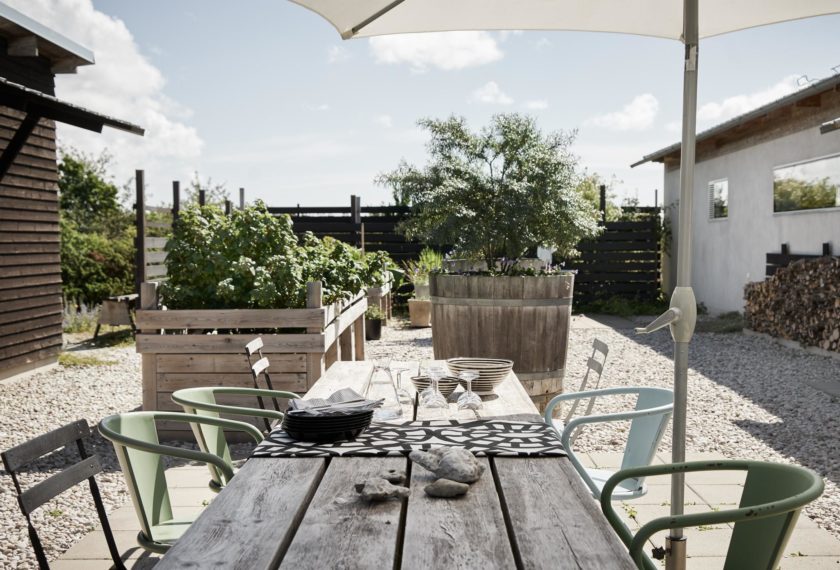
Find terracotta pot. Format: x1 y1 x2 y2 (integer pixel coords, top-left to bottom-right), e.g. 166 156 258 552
408 299 432 328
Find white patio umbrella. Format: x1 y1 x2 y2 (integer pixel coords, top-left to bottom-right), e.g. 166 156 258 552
288 1 840 567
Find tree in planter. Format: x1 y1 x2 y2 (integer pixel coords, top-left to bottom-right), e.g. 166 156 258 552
377 114 601 266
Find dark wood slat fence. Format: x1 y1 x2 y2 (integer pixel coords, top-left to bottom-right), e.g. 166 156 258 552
765 242 835 276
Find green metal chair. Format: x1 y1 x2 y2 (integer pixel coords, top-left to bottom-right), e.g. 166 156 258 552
544 386 674 500
600 460 825 570
171 386 300 492
98 412 263 554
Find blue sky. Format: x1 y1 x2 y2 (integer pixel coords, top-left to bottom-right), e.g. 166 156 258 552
13 1 840 207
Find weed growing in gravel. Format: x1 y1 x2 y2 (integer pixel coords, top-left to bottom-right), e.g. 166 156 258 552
58 353 118 367
47 509 63 517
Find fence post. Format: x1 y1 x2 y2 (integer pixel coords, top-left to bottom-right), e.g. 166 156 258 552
781 243 790 255
135 170 145 295
172 181 180 224
599 184 606 224
239 187 245 209
139 281 158 411
306 281 326 387
198 189 206 207
225 200 232 216
823 242 832 256
351 194 362 247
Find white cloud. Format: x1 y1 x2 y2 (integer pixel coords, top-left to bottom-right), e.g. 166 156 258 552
586 94 659 131
4 0 203 190
327 45 350 64
304 103 331 112
369 31 503 72
696 75 801 124
470 81 514 105
532 37 552 50
524 99 549 110
375 114 393 128
498 30 523 41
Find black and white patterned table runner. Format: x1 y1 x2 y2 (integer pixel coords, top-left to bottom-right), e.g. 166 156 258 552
250 420 566 458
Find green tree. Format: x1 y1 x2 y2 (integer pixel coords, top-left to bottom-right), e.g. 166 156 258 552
185 171 231 206
58 150 135 305
377 114 601 264
576 172 622 222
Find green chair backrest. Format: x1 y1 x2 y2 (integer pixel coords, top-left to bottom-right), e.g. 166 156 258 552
175 388 233 488
620 387 674 486
99 414 172 539
725 462 816 569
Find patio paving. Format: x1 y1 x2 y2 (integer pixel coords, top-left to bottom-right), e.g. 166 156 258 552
54 451 840 569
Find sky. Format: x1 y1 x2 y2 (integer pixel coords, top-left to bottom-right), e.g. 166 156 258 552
9 0 840 207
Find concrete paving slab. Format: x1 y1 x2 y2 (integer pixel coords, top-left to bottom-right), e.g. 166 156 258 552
688 483 743 505
571 314 636 330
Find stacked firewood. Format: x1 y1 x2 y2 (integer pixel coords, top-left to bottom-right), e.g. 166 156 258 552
744 256 840 353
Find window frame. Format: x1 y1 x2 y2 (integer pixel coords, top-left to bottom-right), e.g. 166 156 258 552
772 152 840 215
707 177 729 221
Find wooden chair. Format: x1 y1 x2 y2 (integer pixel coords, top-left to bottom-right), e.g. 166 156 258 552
244 337 285 431
601 460 824 569
562 338 609 445
2 420 126 570
544 387 673 500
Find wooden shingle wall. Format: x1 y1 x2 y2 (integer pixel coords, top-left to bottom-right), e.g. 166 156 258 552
0 106 63 379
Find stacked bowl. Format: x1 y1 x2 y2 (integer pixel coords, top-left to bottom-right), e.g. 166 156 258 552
446 358 514 395
281 409 373 443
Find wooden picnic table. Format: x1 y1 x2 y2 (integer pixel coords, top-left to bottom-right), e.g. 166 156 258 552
156 361 635 569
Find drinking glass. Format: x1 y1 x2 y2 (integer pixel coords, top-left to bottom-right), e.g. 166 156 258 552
391 366 412 405
421 365 448 408
367 358 403 421
457 370 482 410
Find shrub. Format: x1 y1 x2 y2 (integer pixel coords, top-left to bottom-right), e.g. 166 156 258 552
162 202 392 309
377 114 601 266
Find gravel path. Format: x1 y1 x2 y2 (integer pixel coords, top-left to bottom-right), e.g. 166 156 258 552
1 320 837 568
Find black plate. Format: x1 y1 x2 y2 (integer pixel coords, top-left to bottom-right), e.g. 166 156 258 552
283 411 373 425
283 425 369 443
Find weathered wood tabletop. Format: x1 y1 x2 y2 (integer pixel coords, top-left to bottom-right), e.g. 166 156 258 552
156 361 635 569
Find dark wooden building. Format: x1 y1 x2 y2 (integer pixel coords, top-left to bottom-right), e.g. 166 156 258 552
0 3 142 380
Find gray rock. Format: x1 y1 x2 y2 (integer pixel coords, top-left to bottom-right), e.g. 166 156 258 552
409 447 485 483
424 478 469 498
380 468 406 484
355 477 410 501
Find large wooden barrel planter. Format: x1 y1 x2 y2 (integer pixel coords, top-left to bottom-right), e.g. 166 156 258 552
430 273 574 409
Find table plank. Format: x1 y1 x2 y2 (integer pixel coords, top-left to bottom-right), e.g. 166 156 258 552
493 457 636 570
401 457 516 569
155 458 325 570
280 456 407 570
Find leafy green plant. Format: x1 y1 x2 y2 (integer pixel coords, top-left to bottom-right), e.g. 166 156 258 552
403 247 443 286
59 353 118 367
365 305 385 320
377 114 601 266
162 202 392 309
59 150 135 306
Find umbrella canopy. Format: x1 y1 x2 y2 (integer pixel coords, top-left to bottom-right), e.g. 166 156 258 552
289 1 840 567
292 0 840 40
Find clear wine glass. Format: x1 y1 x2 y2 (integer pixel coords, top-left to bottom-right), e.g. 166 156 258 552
421 365 448 408
457 370 482 410
419 364 443 403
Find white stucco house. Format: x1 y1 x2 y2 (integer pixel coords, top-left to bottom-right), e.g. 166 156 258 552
635 74 840 314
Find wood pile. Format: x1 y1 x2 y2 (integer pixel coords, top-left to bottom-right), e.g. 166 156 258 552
744 256 840 352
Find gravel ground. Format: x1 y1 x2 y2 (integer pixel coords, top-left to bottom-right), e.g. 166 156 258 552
1 320 837 568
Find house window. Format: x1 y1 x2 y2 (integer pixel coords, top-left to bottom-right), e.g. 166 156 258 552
773 154 840 213
708 179 728 219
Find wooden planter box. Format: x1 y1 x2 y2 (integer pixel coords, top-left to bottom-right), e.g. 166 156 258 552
135 281 367 437
430 273 574 410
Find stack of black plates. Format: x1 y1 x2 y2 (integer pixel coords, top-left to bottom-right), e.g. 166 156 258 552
281 409 373 443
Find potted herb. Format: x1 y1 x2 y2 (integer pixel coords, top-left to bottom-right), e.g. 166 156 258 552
365 305 385 340
403 247 442 327
378 114 601 408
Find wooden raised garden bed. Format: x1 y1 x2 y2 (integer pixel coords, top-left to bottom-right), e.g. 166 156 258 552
135 280 367 437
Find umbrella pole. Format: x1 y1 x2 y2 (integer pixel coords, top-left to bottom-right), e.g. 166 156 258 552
666 0 699 568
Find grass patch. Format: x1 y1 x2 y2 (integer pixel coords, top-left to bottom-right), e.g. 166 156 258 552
695 311 744 333
58 353 118 367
